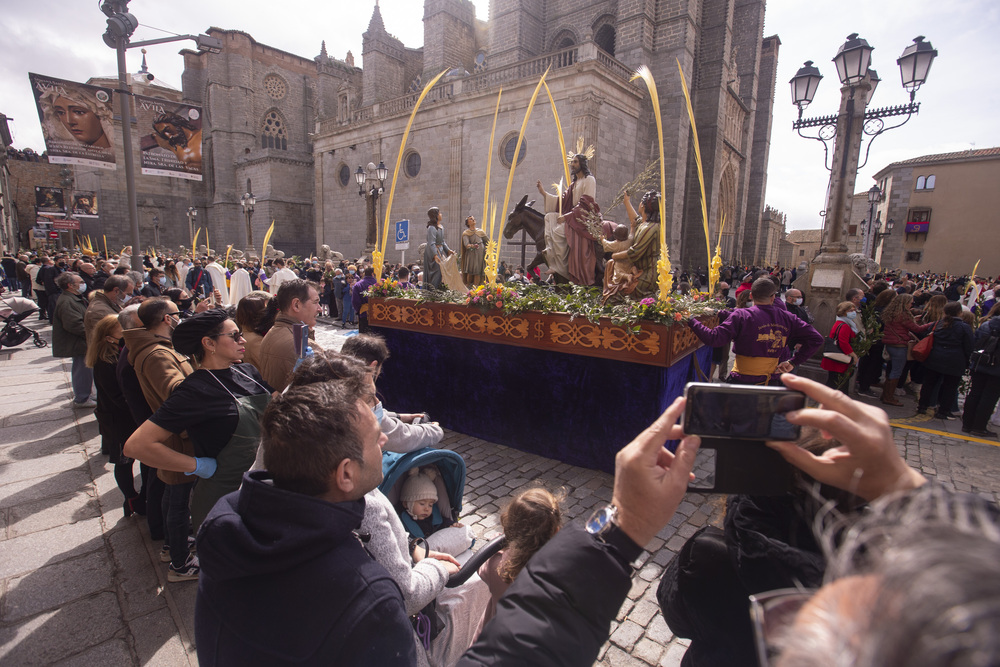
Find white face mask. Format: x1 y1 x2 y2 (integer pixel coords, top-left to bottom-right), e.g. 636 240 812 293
121 294 133 304
795 298 803 306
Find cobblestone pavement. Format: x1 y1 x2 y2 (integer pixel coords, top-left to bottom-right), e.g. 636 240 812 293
1 318 997 665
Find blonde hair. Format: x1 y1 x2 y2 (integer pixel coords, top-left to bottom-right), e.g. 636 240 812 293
85 314 122 368
836 301 856 317
498 488 563 583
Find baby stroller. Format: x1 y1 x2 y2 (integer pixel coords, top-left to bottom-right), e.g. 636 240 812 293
379 447 503 586
0 296 47 349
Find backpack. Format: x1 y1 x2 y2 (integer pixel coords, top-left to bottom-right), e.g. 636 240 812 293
970 333 1000 372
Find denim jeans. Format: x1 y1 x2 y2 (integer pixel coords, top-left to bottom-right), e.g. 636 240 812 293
163 481 195 568
885 345 908 380
70 356 94 403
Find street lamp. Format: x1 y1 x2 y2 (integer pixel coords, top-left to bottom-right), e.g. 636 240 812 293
355 161 388 251
186 207 197 249
100 0 223 259
240 192 256 254
873 218 895 259
861 184 882 258
789 32 936 333
152 215 159 248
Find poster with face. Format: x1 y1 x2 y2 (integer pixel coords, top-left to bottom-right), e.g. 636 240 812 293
71 192 99 217
135 94 203 181
35 186 65 214
29 73 116 170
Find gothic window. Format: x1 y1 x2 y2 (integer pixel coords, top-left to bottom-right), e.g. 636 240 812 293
594 24 616 56
552 30 577 52
409 74 423 93
339 93 349 122
499 133 527 168
263 74 287 100
261 109 288 150
338 164 351 187
474 52 487 73
404 151 421 178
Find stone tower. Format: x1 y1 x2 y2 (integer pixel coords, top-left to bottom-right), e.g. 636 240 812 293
488 0 545 67
423 0 478 80
362 4 407 107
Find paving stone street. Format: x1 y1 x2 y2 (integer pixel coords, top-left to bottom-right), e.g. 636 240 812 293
1 319 998 665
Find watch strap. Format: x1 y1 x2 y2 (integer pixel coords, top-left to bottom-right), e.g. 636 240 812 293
594 522 644 566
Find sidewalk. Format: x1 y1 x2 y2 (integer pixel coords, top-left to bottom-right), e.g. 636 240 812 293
1 320 998 666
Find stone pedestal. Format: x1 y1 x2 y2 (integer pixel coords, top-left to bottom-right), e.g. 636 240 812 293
793 251 868 336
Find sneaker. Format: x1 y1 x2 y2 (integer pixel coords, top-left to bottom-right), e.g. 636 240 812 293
970 429 998 439
72 398 97 409
856 388 877 398
934 412 956 421
167 554 200 582
159 544 172 563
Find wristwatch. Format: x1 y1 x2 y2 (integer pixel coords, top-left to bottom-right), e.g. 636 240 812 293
585 504 644 566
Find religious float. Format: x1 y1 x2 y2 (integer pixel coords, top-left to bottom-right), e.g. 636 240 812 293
365 61 726 473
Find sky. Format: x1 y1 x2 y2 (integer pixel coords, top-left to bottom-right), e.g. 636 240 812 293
3 0 998 231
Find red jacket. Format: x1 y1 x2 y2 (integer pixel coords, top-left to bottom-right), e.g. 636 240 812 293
821 320 856 373
882 315 933 346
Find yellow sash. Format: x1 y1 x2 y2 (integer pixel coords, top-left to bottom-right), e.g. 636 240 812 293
732 354 779 378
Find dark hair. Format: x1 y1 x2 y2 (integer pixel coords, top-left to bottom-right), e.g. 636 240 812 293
397 266 409 279
871 279 890 295
275 279 317 312
104 274 131 294
751 276 777 301
235 291 275 336
941 301 963 327
573 154 591 179
363 267 375 278
287 349 374 403
498 488 563 583
639 191 661 223
138 296 174 329
341 334 390 368
261 382 366 497
171 309 230 360
873 288 897 310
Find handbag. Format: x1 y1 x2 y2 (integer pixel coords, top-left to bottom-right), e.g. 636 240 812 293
823 322 852 364
911 323 937 363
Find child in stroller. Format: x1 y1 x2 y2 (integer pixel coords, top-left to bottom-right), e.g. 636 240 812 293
399 467 475 558
0 295 48 349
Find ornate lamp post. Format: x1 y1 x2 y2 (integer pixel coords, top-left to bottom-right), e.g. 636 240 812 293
186 207 197 249
355 161 388 252
789 34 937 333
240 192 256 255
861 184 882 257
873 218 895 259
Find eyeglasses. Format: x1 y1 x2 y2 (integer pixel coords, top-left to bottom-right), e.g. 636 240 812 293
213 331 244 343
749 587 816 667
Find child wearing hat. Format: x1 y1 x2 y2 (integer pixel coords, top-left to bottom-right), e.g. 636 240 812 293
399 467 474 558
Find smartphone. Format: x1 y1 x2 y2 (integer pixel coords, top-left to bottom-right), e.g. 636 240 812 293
683 382 806 441
292 323 310 358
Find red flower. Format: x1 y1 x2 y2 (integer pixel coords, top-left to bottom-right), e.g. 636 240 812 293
674 312 683 321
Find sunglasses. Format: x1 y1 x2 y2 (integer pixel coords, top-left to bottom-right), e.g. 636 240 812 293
213 331 245 343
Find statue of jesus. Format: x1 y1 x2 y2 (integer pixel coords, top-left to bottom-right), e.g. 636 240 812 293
535 152 601 285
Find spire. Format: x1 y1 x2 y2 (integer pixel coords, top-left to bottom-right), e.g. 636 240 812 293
319 40 328 58
138 48 149 75
367 1 385 34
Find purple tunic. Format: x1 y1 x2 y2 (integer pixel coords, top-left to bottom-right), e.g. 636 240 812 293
689 304 823 384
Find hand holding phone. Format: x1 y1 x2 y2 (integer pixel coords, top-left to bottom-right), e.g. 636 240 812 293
683 382 806 441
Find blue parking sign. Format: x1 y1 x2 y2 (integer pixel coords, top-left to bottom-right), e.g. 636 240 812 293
395 219 410 250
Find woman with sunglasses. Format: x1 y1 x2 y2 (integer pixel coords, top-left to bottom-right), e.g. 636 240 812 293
125 309 275 539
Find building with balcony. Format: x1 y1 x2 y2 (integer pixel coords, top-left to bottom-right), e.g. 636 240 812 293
872 147 1000 277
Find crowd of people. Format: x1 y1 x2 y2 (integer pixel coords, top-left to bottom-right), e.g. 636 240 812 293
3 243 999 665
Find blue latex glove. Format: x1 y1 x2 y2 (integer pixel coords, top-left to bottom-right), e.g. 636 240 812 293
292 345 315 371
185 457 218 479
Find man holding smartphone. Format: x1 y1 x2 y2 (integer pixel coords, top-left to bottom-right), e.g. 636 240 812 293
687 277 822 385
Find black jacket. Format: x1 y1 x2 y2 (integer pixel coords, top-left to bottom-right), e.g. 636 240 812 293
924 317 975 376
971 317 1000 377
195 472 415 667
461 524 634 666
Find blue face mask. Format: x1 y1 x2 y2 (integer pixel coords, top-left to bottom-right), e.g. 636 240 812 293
860 297 867 304
372 401 384 423
794 298 803 306
846 311 858 320
158 276 167 286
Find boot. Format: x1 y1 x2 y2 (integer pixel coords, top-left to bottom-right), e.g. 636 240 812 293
881 379 903 406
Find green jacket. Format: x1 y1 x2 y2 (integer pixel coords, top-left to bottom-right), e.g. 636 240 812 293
52 292 89 358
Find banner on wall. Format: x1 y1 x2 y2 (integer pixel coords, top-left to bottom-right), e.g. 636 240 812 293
28 73 116 170
135 94 203 181
71 192 99 218
35 186 65 214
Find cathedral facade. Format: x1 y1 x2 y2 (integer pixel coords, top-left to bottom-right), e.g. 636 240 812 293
71 0 779 267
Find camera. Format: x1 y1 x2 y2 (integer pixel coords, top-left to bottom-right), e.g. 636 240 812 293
682 383 807 496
